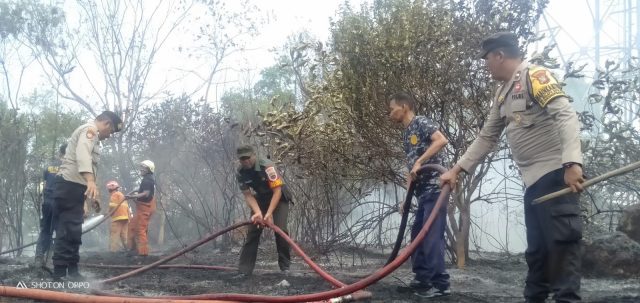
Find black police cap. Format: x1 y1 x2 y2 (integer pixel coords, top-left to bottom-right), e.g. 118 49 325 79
59 143 68 155
478 32 519 59
101 110 123 132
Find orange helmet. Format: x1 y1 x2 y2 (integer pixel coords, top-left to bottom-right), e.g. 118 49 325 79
106 180 120 190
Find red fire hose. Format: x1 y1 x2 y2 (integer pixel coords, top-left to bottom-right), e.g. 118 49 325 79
0 287 239 303
81 263 236 271
100 221 252 284
94 215 356 298
93 164 449 302
2 165 449 303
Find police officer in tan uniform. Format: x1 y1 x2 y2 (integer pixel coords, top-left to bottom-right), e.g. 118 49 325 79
51 111 122 281
441 32 585 303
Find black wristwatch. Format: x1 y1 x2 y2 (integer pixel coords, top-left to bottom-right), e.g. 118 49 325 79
563 162 582 168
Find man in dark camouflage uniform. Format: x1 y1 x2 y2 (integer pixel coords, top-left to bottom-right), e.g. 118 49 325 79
389 92 451 298
233 145 292 279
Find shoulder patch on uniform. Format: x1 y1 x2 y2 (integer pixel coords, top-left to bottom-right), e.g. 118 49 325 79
260 158 274 166
409 134 418 145
531 70 550 84
265 166 278 181
528 66 566 107
86 127 97 139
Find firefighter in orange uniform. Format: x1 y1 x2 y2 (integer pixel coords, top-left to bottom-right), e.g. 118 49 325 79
106 181 129 252
126 160 156 256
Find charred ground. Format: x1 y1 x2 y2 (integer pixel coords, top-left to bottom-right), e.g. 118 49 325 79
1 243 638 303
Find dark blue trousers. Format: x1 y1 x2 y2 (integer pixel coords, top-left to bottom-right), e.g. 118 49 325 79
524 169 582 303
52 176 86 267
35 194 56 257
410 190 450 290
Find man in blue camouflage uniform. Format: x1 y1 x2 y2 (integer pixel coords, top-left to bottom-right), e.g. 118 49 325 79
389 92 451 298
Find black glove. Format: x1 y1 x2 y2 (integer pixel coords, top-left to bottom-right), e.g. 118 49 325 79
92 200 101 213
124 190 136 200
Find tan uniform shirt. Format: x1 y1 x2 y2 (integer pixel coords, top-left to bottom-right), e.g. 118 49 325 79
59 122 101 186
457 61 583 187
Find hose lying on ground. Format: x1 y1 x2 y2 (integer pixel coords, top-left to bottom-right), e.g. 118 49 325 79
0 287 240 303
100 221 252 284
81 264 236 271
3 165 448 303
92 164 448 302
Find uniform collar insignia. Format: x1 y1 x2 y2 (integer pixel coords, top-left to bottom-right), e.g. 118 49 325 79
511 61 530 82
514 71 521 81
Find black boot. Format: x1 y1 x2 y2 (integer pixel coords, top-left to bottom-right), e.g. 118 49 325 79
51 265 67 281
33 255 45 268
67 264 85 281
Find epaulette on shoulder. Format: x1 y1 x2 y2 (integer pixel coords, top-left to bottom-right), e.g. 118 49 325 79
259 158 274 167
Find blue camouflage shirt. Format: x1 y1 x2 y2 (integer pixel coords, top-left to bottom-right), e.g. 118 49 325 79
403 115 443 197
43 159 62 196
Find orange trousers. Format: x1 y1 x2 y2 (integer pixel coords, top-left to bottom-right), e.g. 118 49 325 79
127 199 155 256
109 220 128 252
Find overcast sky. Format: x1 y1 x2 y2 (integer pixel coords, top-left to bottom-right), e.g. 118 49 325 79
55 0 367 109
5 0 632 111
538 0 637 70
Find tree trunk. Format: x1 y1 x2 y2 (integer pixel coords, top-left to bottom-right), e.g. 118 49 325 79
446 200 459 265
456 204 471 269
157 201 166 246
